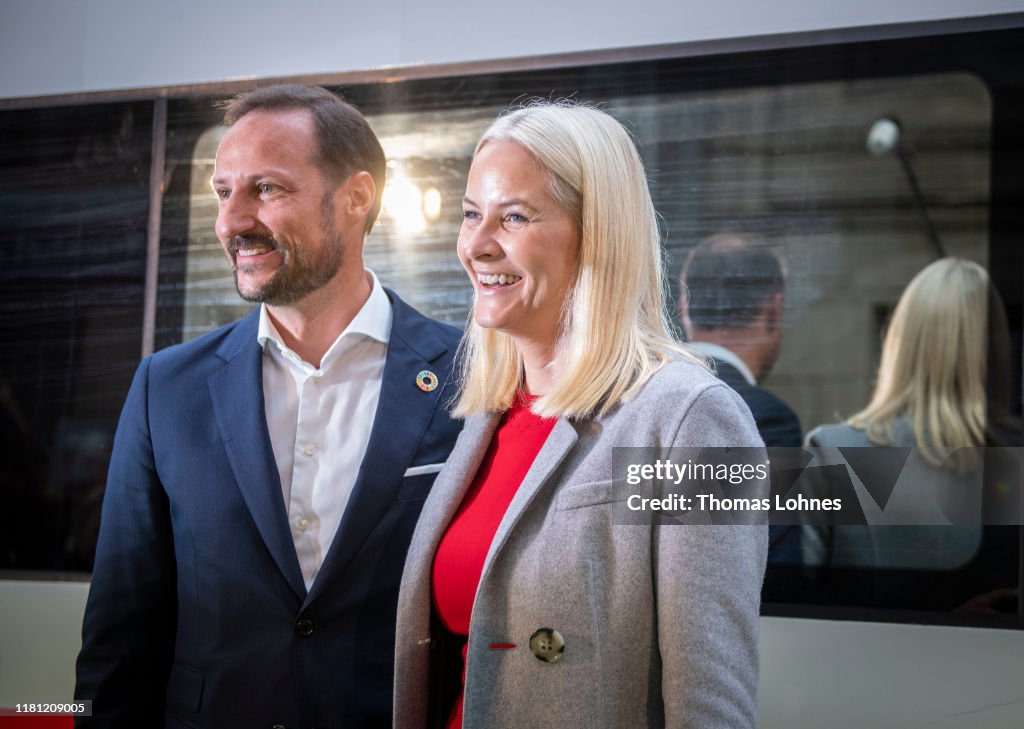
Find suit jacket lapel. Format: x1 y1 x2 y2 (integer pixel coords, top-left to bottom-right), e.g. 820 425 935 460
208 311 307 599
394 412 499 728
305 292 452 605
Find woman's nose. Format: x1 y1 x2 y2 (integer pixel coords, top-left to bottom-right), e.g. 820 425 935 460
460 219 502 261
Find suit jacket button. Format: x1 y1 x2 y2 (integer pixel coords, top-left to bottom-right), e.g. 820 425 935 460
271 725 287 729
296 617 315 636
529 628 565 663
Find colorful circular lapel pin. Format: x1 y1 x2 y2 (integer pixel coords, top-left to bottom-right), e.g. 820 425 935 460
416 370 439 392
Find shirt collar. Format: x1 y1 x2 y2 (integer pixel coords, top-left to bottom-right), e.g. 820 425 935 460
257 269 392 363
688 341 758 386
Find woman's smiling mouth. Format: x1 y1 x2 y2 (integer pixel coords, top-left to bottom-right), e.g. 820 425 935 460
478 273 522 288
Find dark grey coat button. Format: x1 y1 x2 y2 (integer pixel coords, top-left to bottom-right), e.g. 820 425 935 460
296 617 315 636
529 628 565 663
271 724 287 729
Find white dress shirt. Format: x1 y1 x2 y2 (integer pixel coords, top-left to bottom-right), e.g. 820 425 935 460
258 271 392 591
688 341 758 386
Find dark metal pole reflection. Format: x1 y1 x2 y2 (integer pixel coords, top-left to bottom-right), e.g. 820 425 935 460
867 117 946 259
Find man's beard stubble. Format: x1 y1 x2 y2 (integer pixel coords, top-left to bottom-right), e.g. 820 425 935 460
230 192 344 306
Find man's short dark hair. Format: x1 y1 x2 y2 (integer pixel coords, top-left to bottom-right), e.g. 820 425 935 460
681 233 785 330
220 84 385 234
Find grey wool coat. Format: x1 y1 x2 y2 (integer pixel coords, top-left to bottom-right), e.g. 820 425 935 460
393 359 768 728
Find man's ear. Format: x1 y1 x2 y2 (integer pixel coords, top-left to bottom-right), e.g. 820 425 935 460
340 170 376 225
764 291 784 329
678 286 693 340
679 307 694 341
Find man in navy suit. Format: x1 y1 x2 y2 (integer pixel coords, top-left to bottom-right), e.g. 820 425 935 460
680 234 802 597
680 234 801 448
75 85 462 728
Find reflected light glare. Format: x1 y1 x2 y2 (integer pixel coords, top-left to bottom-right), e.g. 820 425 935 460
382 173 426 234
423 188 442 221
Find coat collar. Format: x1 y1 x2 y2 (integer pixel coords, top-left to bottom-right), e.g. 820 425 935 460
478 417 578 582
410 410 580 596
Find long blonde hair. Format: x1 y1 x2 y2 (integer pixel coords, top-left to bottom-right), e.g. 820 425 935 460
453 102 700 419
848 258 1000 471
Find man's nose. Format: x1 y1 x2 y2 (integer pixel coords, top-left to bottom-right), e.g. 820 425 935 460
215 193 258 242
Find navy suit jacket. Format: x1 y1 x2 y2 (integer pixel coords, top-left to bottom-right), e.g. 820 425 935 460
711 360 801 449
75 290 463 729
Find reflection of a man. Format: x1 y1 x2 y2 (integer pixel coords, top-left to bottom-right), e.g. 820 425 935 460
679 234 803 599
804 258 1020 613
680 234 801 447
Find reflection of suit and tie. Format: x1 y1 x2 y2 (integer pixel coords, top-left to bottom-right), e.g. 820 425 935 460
705 357 801 449
689 344 803 599
76 288 462 728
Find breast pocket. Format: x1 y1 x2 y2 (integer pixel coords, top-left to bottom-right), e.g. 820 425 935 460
394 471 441 502
557 480 618 511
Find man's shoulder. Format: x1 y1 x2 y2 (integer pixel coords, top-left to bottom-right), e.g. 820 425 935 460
148 311 258 371
740 380 797 417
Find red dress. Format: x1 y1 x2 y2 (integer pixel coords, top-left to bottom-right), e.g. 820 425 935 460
431 394 557 729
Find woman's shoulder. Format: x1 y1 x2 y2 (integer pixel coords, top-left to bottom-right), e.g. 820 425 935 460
805 421 871 448
607 357 760 442
634 356 724 402
806 417 919 448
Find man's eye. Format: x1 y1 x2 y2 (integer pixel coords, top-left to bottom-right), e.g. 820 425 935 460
215 188 230 200
258 183 278 194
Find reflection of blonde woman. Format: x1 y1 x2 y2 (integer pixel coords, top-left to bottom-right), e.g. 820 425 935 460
805 258 1018 608
844 258 1000 471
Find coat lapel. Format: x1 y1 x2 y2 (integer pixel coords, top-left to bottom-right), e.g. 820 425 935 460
408 413 502 575
478 417 579 586
208 311 307 599
304 291 453 605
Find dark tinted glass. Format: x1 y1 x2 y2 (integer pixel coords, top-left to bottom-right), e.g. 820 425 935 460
0 102 152 573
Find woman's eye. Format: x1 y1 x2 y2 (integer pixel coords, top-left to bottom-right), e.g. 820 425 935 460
215 188 230 200
504 212 529 228
462 210 481 222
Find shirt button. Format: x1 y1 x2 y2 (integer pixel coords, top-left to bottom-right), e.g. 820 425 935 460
529 627 565 663
304 444 317 456
295 517 310 531
296 617 315 636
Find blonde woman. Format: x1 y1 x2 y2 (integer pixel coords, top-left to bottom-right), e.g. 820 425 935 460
805 258 1018 609
393 102 767 729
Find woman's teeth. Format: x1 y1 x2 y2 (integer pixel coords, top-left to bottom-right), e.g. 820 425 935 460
478 273 522 286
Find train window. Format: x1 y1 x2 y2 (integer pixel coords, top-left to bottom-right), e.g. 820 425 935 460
3 19 1022 628
0 102 154 574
